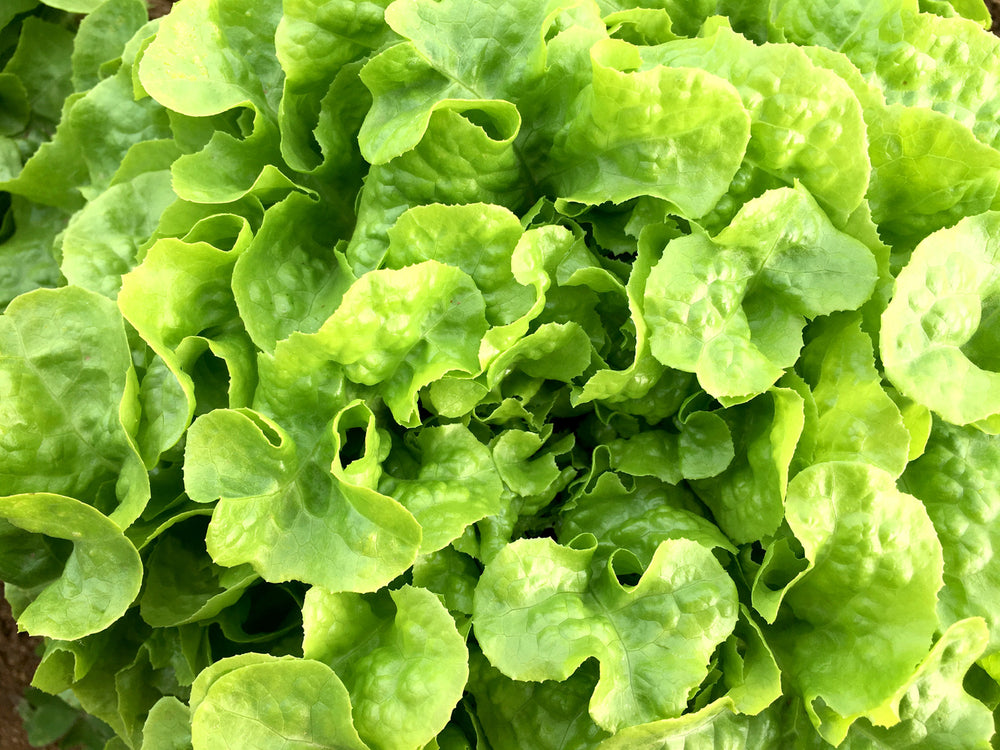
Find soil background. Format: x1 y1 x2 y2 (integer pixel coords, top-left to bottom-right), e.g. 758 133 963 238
1 583 48 750
4 1 1000 749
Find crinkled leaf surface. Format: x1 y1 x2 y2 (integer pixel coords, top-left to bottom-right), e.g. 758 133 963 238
0 286 148 526
645 185 877 401
881 211 1000 430
184 404 422 592
138 0 284 118
834 618 994 749
549 38 750 217
347 107 525 274
358 0 598 163
641 19 869 224
770 461 944 744
796 314 911 476
379 424 504 553
3 1 1000 748
231 191 355 352
473 535 739 732
468 652 609 750
866 103 1000 248
559 472 737 564
303 585 468 750
901 420 1000 658
298 261 487 427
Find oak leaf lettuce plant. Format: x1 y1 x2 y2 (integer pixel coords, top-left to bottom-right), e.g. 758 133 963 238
2 0 1000 747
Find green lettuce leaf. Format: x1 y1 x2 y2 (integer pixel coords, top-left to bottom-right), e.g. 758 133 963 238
641 18 869 225
796 314 911 476
559 472 737 564
189 655 369 750
379 424 504 554
347 106 526 273
184 402 422 592
866 103 1000 248
644 185 877 402
468 652 610 750
231 191 355 352
549 38 749 217
901 420 1000 664
473 535 739 731
881 210 1000 430
0 493 142 639
769 461 944 744
303 584 468 750
0 286 148 526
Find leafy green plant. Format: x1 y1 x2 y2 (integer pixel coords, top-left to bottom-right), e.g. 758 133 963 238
2 0 1000 747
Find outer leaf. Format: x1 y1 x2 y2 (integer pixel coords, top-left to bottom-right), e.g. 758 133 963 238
550 38 750 217
645 185 877 401
875 13 1000 151
66 66 173 202
596 610 783 749
118 233 256 448
275 0 394 173
60 170 176 298
824 8 1000 153
70 0 149 92
38 0 105 9
141 696 192 750
138 0 284 118
190 656 369 750
0 0 36 30
468 652 610 750
901 420 1000 660
919 0 991 26
303 585 468 750
473 536 739 732
358 0 594 163
486 322 593 387
866 103 1000 248
0 494 141 640
642 19 869 224
184 404 422 592
411 546 480 620
836 618 994 749
881 211 1000 430
0 286 148 526
767 0 918 61
595 701 779 750
770 461 944 745
2 17 74 123
137 0 298 205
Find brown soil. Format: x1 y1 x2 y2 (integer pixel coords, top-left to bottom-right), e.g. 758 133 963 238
146 0 177 19
1 583 48 750
989 0 1000 34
